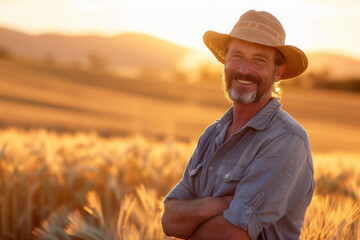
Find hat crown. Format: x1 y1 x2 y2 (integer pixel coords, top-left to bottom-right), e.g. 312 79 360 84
230 10 286 46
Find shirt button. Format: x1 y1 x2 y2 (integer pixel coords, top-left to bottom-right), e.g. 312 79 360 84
225 173 230 179
190 170 196 175
209 166 214 172
245 209 251 215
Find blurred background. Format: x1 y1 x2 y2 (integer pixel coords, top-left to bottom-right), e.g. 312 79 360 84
1 1 360 239
1 0 360 153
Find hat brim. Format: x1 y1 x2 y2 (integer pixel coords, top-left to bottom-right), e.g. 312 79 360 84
203 30 308 80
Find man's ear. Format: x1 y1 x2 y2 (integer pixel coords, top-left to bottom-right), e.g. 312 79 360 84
274 63 286 82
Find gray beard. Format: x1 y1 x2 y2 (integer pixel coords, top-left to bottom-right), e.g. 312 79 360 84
228 87 257 104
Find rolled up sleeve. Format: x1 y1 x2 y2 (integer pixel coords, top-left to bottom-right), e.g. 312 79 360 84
223 192 265 239
223 132 314 239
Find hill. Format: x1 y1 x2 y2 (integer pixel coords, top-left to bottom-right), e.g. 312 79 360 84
0 26 191 72
307 52 360 80
1 26 360 83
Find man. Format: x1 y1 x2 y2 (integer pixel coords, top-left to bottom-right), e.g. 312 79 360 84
161 10 315 240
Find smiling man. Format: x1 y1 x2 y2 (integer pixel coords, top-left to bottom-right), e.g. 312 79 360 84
161 10 315 240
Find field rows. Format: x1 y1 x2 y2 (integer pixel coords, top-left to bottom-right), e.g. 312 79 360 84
1 59 360 152
0 60 227 139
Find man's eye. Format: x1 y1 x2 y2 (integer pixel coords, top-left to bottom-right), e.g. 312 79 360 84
254 58 266 64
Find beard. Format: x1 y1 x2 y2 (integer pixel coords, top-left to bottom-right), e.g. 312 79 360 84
225 71 274 104
228 86 257 104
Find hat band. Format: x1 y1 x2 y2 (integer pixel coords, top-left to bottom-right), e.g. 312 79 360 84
232 21 284 45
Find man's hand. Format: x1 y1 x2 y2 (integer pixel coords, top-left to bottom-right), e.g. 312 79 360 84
188 214 250 240
161 196 233 239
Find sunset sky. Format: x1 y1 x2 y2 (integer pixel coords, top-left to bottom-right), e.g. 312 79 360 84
1 0 360 60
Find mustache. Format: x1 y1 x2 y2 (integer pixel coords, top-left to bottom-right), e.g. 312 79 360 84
230 72 260 84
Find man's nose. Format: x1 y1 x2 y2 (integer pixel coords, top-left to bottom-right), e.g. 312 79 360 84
237 58 253 75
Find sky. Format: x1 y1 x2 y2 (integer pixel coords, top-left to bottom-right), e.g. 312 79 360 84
0 0 360 60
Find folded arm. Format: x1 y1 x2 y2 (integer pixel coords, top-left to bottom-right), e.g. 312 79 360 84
189 214 250 240
161 196 232 239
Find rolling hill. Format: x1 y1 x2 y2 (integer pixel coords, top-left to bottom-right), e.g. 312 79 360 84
1 26 360 82
0 26 192 72
306 52 360 80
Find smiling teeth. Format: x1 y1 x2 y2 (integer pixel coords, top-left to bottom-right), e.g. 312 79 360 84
236 79 253 85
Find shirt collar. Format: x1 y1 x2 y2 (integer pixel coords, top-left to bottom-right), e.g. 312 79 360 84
247 98 281 130
217 98 281 131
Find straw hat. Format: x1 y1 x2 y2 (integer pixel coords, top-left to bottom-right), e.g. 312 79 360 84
203 10 308 79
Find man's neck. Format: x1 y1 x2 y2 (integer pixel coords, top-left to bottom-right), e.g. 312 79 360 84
224 96 272 143
232 97 271 129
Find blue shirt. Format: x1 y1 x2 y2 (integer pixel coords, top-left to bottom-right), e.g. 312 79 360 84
165 98 315 239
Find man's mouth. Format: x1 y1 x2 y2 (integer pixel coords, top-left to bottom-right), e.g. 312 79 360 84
236 79 255 85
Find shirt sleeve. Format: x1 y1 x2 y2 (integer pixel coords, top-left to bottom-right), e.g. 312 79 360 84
163 128 209 202
164 122 220 202
163 156 197 202
223 132 314 239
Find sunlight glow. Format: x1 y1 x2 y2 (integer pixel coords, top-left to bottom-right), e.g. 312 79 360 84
0 0 359 59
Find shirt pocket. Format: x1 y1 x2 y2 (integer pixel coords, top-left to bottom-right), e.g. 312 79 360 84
214 164 246 196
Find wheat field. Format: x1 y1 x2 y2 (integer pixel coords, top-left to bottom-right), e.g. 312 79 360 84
0 128 359 239
1 56 360 240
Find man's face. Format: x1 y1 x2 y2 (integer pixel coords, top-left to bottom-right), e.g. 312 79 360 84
224 39 283 104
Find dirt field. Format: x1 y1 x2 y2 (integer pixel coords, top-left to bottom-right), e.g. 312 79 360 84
1 59 359 153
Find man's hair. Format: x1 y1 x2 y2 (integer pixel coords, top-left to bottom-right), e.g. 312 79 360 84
274 50 285 66
273 50 285 99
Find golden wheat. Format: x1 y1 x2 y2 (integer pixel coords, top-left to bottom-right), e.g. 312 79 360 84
0 128 359 239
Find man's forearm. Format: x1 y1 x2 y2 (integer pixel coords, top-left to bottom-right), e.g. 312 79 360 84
189 214 250 240
161 196 232 239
